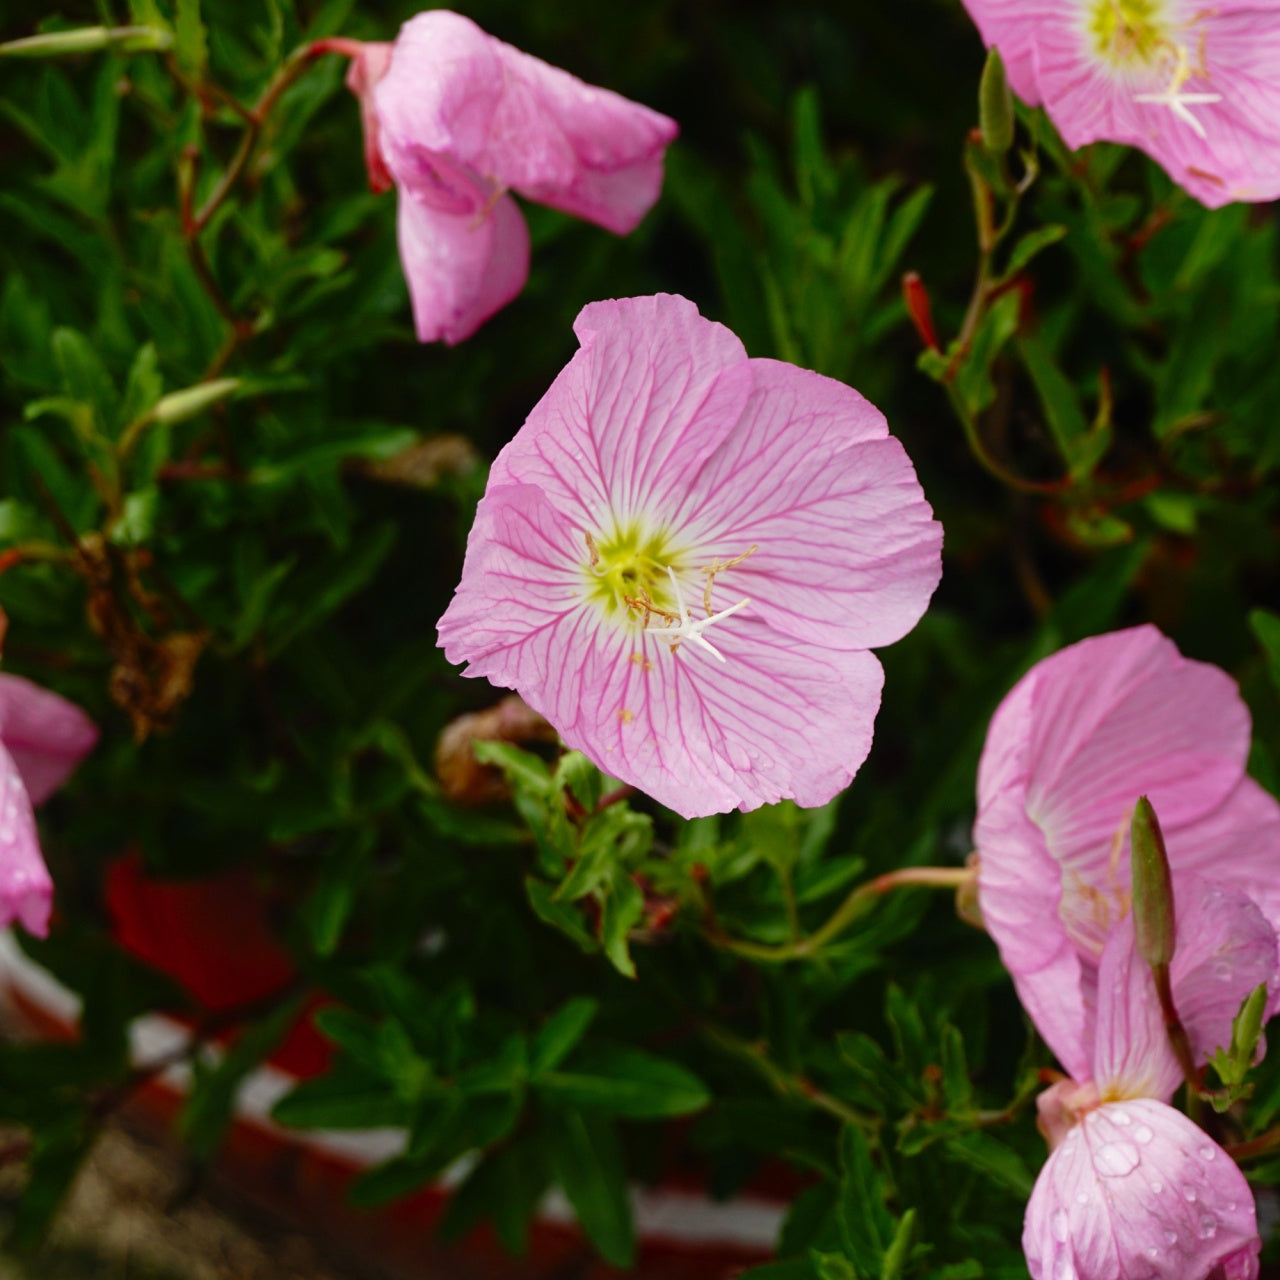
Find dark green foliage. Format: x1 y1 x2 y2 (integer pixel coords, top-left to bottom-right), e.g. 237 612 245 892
3 0 1280 1275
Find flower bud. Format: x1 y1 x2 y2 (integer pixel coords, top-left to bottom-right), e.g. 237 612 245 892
0 26 171 58
902 271 939 352
152 378 240 426
978 47 1015 155
1130 795 1176 969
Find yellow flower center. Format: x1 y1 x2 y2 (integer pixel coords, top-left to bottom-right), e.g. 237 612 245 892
584 524 681 618
1090 0 1166 66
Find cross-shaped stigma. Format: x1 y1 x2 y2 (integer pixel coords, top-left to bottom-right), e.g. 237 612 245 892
645 566 749 662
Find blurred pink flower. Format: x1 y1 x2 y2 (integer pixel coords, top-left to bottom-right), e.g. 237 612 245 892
339 11 678 344
959 1 1280 207
1022 893 1269 1280
975 625 1280 1080
0 673 97 936
437 294 942 817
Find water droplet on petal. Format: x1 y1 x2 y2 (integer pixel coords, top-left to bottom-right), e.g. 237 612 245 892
1215 961 1233 981
1146 1246 1160 1260
1051 1209 1070 1243
1199 1144 1217 1161
1134 1125 1154 1144
1198 1213 1218 1240
1151 1180 1164 1193
1094 1142 1140 1177
1163 1230 1178 1246
1113 1110 1132 1126
1182 1185 1198 1203
1225 1201 1237 1212
1075 1191 1091 1206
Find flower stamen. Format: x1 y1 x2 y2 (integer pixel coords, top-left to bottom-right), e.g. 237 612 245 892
1133 41 1221 138
645 566 749 663
701 544 757 618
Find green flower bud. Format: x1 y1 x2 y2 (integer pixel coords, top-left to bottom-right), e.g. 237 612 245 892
152 378 240 426
979 47 1015 156
0 26 172 59
1130 795 1176 969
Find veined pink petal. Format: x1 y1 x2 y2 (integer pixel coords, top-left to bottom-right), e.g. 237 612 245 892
1092 914 1182 1103
679 360 942 651
491 294 754 529
0 672 98 806
1024 1098 1259 1280
1167 876 1280 1066
0 746 52 937
956 0 1055 105
396 188 530 346
961 0 1280 208
976 627 1273 1066
374 11 677 234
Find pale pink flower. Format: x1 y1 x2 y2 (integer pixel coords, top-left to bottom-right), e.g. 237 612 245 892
1022 896 1269 1280
975 625 1280 1080
340 11 678 344
0 674 97 936
959 0 1280 207
436 294 942 817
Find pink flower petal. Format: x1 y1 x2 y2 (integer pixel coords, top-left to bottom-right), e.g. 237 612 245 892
679 359 942 651
375 10 677 235
957 0 1054 105
343 41 395 194
1092 914 1182 1103
1167 876 1280 1067
0 672 98 807
1024 1098 1259 1280
395 188 530 345
0 746 52 937
491 294 755 528
976 627 1272 1075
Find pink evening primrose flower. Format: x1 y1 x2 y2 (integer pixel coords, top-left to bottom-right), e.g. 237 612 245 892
975 625 1280 1082
340 11 678 345
0 673 97 936
1022 888 1272 1280
436 294 943 818
958 0 1280 207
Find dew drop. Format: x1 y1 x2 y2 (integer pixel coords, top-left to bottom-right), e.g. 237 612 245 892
1051 1209 1070 1244
1198 1212 1218 1240
1094 1142 1141 1177
1151 1180 1164 1193
1200 1144 1217 1161
1146 1246 1160 1259
1163 1230 1178 1247
1112 1110 1132 1126
1134 1125 1154 1144
1182 1185 1198 1203
1214 960 1234 981
1075 1191 1091 1206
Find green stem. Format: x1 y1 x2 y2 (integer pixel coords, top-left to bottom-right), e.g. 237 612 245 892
702 1024 873 1130
1225 1126 1280 1164
710 865 973 964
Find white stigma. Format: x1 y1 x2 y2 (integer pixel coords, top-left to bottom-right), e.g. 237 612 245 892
645 566 749 663
1133 85 1222 138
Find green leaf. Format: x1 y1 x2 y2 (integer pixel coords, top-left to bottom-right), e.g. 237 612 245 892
51 326 117 435
544 1110 635 1267
1017 334 1105 477
529 998 599 1075
944 1131 1033 1196
1250 610 1280 694
525 877 597 952
175 0 207 77
271 1059 407 1130
836 1126 891 1274
879 1208 915 1280
471 740 553 796
599 866 645 978
535 1045 710 1118
1003 225 1068 278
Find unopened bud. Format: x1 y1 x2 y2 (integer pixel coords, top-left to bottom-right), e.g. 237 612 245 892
978 47 1015 155
1130 796 1176 969
902 272 939 352
152 378 240 426
0 25 172 59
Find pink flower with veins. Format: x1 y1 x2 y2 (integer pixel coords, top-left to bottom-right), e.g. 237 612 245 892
958 0 1280 207
0 673 97 936
1022 889 1272 1280
337 10 678 344
436 294 942 818
975 625 1280 1082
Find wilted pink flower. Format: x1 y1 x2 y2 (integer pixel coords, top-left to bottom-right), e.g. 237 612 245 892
437 294 942 817
338 11 678 344
975 625 1280 1080
1022 893 1270 1280
0 673 97 936
959 1 1280 207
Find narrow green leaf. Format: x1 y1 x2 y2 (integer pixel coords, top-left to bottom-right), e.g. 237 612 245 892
545 1110 635 1267
536 1046 710 1118
530 998 599 1075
